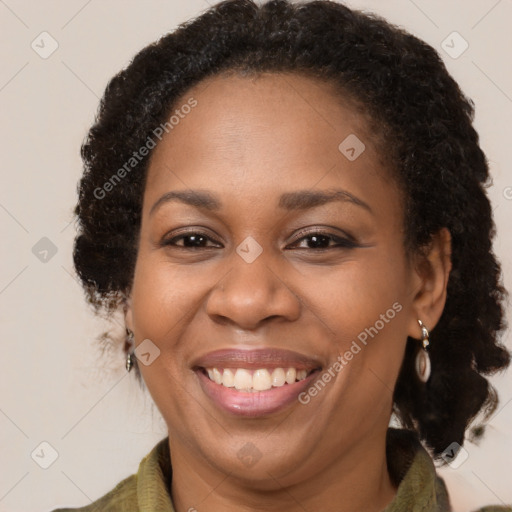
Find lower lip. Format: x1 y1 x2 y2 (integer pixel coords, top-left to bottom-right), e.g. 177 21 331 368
195 369 320 417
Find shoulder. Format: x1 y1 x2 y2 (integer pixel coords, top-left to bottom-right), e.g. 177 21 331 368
384 429 512 512
49 473 137 511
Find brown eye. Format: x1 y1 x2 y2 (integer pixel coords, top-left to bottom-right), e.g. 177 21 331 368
162 231 222 249
288 230 358 250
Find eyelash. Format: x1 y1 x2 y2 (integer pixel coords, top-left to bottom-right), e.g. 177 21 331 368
161 228 358 251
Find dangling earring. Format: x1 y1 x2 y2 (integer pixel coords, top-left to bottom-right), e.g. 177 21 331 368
126 353 134 373
415 319 431 383
126 329 135 373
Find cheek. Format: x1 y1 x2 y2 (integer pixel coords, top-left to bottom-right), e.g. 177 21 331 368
131 236 409 344
130 255 205 337
313 249 408 336
129 258 206 422
315 247 410 392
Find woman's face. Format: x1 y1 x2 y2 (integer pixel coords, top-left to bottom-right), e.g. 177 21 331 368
125 72 425 486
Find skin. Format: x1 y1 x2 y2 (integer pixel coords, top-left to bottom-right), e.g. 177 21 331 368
125 72 452 512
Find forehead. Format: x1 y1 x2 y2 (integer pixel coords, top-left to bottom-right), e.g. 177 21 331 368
143 71 397 217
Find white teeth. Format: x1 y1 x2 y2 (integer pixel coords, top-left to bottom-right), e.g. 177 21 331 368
222 368 235 387
271 368 286 387
213 368 223 385
285 368 296 384
234 368 252 391
296 369 307 381
204 366 313 391
253 369 272 391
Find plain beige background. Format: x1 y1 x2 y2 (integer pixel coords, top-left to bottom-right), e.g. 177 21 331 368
0 0 511 511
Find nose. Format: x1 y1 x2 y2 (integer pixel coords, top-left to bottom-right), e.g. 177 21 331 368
205 251 301 331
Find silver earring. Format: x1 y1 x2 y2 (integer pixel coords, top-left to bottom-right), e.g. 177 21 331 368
415 319 431 383
126 353 134 372
126 329 135 373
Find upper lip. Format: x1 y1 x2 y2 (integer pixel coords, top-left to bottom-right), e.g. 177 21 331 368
192 348 323 371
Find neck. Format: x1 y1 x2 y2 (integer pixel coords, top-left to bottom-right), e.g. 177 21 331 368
169 426 397 512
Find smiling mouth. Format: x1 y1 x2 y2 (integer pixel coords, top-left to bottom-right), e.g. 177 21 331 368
191 348 324 416
199 366 320 392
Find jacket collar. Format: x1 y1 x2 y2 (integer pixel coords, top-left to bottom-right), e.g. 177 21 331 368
384 428 451 511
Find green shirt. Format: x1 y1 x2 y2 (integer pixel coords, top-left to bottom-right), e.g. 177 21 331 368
51 429 511 512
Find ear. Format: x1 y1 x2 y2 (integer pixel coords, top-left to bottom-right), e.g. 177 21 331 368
407 227 452 338
124 296 134 333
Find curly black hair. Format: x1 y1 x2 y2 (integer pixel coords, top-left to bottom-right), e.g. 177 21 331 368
73 0 510 458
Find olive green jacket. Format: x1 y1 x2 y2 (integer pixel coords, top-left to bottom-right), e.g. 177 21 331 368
51 429 511 512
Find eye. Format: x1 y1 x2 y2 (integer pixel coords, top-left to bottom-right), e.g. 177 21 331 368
161 228 359 251
162 231 222 249
287 229 358 251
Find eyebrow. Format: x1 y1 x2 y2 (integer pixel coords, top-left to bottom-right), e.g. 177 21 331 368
149 188 373 216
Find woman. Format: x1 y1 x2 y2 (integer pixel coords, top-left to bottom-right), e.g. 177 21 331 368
53 0 511 510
